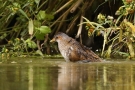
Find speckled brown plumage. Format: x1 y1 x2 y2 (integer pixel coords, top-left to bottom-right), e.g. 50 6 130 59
50 32 102 62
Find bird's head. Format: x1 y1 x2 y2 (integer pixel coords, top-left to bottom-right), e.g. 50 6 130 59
50 32 69 43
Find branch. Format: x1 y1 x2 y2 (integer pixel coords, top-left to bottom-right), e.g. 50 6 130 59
76 15 83 38
66 13 80 33
70 0 83 13
54 0 73 15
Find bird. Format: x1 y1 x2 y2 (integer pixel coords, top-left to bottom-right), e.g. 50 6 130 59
50 32 102 62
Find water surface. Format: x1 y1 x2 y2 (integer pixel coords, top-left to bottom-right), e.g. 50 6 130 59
0 58 135 90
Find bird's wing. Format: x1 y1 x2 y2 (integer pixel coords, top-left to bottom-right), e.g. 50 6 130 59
68 39 102 62
67 46 81 62
66 39 88 62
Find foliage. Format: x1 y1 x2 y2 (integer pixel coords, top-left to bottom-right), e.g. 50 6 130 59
0 0 52 57
82 0 135 59
0 0 90 58
1 0 135 59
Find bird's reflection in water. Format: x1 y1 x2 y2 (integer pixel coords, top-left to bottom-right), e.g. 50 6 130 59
57 63 100 90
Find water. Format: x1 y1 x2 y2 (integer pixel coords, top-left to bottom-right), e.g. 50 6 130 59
0 58 135 90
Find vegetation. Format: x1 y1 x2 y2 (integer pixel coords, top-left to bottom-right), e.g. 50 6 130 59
83 0 135 59
0 0 135 59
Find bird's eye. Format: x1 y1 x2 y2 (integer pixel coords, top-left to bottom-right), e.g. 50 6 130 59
55 36 59 39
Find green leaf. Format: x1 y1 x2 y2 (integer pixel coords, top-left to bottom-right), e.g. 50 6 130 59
46 13 54 20
34 20 41 27
0 33 7 40
36 10 54 21
36 26 51 34
19 9 29 20
37 10 45 20
35 32 45 40
34 0 40 5
36 50 44 57
13 2 21 8
25 39 37 48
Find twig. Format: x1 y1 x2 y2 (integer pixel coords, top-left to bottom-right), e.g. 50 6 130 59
50 8 71 28
41 34 48 49
94 0 109 13
67 0 93 33
37 34 49 50
37 40 41 50
70 0 83 13
54 0 73 15
76 15 83 38
51 1 77 34
66 13 80 33
55 12 68 33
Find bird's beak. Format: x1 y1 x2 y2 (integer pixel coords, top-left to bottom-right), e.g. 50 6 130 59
50 38 55 42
